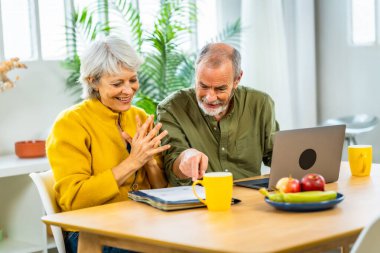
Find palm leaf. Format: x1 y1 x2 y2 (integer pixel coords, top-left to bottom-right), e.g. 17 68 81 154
132 94 158 116
108 0 144 52
207 18 242 48
137 0 197 103
63 0 241 116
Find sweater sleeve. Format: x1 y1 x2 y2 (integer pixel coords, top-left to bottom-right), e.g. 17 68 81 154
46 113 120 211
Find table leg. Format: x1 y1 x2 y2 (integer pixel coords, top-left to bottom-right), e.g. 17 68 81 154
340 243 351 253
78 231 102 253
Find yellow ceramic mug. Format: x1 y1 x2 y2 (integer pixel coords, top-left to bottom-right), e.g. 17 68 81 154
348 145 372 177
192 172 233 211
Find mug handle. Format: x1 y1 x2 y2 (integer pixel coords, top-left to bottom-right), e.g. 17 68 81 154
192 180 207 205
360 153 367 173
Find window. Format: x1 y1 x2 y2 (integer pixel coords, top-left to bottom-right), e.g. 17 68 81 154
350 0 376 45
196 0 218 48
1 0 33 59
0 0 66 61
38 0 67 59
0 0 215 61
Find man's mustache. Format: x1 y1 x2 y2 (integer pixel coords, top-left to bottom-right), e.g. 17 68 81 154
201 97 223 105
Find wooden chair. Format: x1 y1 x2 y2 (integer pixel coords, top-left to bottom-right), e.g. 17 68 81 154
351 214 380 253
30 170 66 253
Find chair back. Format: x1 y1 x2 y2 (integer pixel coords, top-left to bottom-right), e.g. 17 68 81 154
30 170 66 253
351 215 380 253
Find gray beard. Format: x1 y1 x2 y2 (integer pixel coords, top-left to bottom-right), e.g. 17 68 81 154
197 99 229 116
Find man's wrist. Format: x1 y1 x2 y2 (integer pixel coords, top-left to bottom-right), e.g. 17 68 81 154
172 153 189 180
173 165 189 179
145 159 157 168
172 151 190 179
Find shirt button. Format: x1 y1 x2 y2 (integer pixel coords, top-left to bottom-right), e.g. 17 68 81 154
221 147 225 151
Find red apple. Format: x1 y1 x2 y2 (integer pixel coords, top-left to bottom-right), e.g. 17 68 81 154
276 177 301 193
301 173 326 191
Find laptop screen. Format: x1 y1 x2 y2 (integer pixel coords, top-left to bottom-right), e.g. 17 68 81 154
268 125 346 189
235 125 346 190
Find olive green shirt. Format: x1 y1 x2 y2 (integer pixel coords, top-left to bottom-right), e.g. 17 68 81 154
157 86 279 186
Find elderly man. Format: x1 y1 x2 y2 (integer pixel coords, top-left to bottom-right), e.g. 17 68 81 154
157 43 279 186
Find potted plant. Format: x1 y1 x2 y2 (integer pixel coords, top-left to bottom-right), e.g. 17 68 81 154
63 0 241 115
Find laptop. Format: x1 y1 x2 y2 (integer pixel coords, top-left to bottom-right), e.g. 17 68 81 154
235 125 346 190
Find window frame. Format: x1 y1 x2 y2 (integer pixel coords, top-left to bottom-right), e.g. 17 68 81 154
0 0 205 62
0 0 72 62
0 2 4 60
349 0 379 47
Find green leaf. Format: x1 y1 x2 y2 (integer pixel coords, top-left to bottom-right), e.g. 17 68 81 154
132 94 158 117
63 0 241 110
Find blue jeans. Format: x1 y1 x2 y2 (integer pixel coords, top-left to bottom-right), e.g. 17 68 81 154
64 231 138 253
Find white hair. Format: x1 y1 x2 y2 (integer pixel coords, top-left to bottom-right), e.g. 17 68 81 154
79 36 143 99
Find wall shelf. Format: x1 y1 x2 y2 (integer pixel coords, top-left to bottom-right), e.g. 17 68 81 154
0 155 49 178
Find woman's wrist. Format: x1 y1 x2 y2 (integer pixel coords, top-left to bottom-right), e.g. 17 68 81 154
112 157 141 186
124 155 144 171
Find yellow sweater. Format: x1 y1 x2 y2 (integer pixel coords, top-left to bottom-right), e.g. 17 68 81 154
47 99 159 211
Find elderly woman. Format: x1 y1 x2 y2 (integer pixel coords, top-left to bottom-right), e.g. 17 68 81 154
46 36 169 253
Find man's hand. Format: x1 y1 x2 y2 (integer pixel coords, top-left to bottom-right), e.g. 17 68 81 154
176 148 208 181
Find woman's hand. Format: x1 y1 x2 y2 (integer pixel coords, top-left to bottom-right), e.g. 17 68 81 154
121 115 170 169
112 115 170 187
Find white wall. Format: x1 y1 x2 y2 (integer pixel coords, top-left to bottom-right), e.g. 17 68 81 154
0 61 75 156
283 0 317 129
217 0 241 30
241 0 317 130
316 0 380 162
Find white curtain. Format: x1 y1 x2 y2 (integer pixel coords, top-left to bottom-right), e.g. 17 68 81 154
241 0 317 130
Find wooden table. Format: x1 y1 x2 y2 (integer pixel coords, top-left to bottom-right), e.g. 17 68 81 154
42 162 380 253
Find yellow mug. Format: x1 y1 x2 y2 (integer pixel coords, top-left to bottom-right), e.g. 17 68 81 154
192 172 233 211
348 145 372 177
